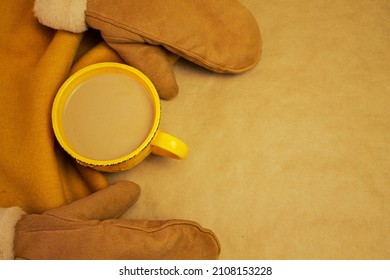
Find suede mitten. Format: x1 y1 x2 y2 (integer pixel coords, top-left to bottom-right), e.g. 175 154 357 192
13 181 220 260
34 0 262 99
85 0 262 99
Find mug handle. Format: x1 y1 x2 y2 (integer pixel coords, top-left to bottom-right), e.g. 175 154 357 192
151 131 189 159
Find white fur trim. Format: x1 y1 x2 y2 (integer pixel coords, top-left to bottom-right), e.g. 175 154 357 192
34 0 88 33
0 207 26 260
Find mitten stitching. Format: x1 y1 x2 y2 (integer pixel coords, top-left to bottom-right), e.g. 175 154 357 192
86 12 259 73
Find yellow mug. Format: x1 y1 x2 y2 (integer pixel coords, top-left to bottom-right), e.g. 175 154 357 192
52 62 188 172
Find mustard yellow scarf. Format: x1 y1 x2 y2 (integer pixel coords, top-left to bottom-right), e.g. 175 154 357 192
0 0 124 213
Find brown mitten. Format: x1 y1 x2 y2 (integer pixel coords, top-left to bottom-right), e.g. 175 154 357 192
12 181 220 260
34 0 261 99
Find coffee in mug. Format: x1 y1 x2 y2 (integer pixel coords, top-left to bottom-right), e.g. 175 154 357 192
62 72 154 161
52 62 188 171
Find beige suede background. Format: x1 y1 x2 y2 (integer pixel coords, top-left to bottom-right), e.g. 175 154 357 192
108 0 390 259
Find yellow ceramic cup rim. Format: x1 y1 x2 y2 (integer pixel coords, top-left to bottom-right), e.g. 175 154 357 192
52 62 161 167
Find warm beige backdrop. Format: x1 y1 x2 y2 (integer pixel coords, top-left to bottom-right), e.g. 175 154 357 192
108 0 390 259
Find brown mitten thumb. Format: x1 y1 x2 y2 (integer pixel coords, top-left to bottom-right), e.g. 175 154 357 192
42 180 141 221
13 181 220 259
107 43 180 100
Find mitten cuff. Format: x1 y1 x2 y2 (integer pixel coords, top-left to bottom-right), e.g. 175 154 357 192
0 207 26 260
34 0 88 33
